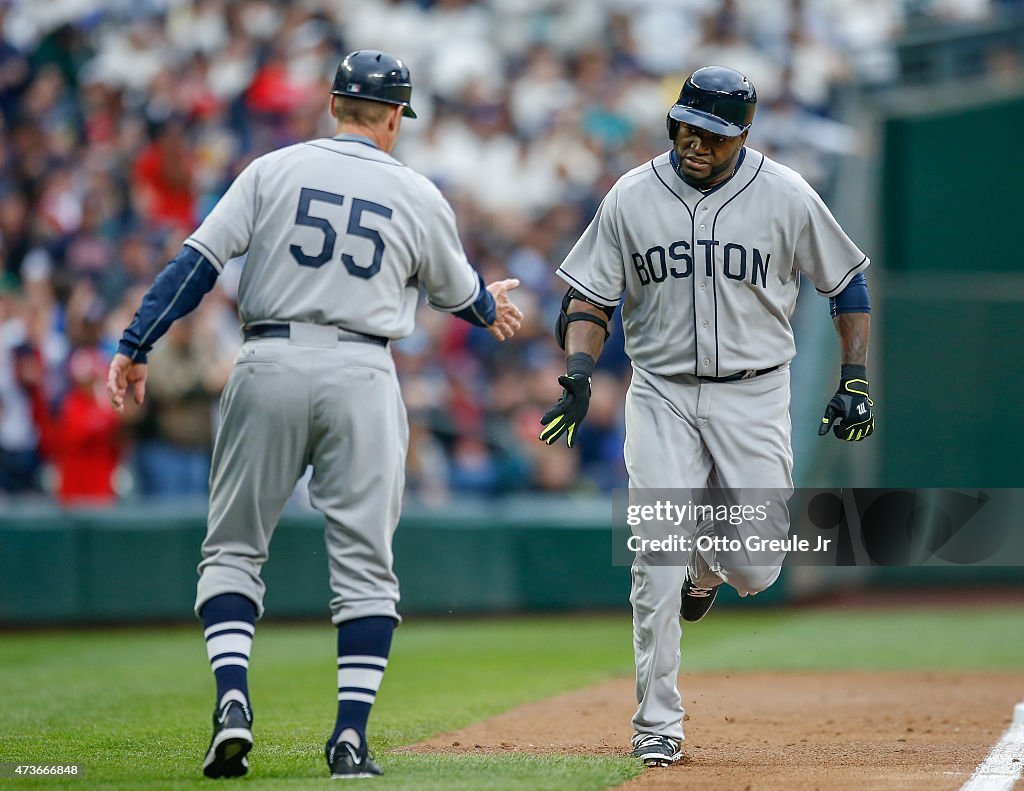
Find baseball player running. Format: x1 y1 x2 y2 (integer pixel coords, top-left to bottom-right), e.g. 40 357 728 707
107 50 522 780
540 66 873 767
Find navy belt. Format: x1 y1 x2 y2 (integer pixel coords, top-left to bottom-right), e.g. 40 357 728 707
242 323 388 347
698 365 780 383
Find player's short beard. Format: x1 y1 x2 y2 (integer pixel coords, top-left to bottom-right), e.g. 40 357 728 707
675 145 742 190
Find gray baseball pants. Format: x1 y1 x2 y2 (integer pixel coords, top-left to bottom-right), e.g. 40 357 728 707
624 363 793 741
195 324 407 625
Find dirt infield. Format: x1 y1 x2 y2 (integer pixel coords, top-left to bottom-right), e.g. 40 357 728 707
404 671 1024 790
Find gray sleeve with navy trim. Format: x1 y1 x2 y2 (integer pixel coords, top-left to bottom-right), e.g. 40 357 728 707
417 183 482 314
555 190 624 308
795 182 869 297
186 160 260 271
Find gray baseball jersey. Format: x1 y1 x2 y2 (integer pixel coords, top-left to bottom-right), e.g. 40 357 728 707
561 147 868 744
557 147 868 378
192 135 483 625
186 136 481 338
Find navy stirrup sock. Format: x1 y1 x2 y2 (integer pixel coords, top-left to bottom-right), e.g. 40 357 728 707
330 616 395 750
200 593 257 708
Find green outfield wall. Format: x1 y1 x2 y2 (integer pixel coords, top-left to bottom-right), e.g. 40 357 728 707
880 89 1024 275
3 500 1019 625
877 86 1024 487
0 500 643 625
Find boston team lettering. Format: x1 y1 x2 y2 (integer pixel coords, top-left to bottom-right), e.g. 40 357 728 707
630 240 770 289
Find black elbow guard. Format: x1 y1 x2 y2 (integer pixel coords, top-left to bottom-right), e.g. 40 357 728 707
555 288 614 350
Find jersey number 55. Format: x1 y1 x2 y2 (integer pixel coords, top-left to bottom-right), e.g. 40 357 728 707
290 187 393 279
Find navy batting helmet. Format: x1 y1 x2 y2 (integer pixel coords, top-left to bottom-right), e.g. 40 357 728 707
331 50 417 118
666 66 756 141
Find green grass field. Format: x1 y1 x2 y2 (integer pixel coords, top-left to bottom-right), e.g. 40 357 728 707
1 606 1022 790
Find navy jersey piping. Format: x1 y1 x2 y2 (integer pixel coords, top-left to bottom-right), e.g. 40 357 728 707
557 268 618 307
691 186 713 377
431 272 481 311
816 255 869 296
303 142 404 167
450 272 495 326
650 159 695 220
184 238 223 272
708 152 765 376
651 159 700 372
669 147 747 198
331 133 380 149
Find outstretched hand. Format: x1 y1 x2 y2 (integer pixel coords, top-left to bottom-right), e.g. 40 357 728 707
538 373 592 448
106 353 148 412
486 278 523 341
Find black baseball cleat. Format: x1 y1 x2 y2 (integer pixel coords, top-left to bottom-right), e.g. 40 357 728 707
681 569 719 622
202 699 253 778
630 733 682 767
326 739 383 779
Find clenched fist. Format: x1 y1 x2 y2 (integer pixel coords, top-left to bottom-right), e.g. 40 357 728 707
819 364 874 441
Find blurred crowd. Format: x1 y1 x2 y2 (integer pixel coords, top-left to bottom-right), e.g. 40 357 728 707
0 0 1019 505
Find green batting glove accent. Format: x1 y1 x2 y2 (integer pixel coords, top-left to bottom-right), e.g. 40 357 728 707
539 374 591 448
819 371 875 441
539 414 565 444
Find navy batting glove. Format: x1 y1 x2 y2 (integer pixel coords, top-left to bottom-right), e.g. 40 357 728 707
539 353 594 448
819 364 875 441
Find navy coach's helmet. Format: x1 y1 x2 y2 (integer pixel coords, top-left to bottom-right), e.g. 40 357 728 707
331 50 417 118
666 66 756 141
